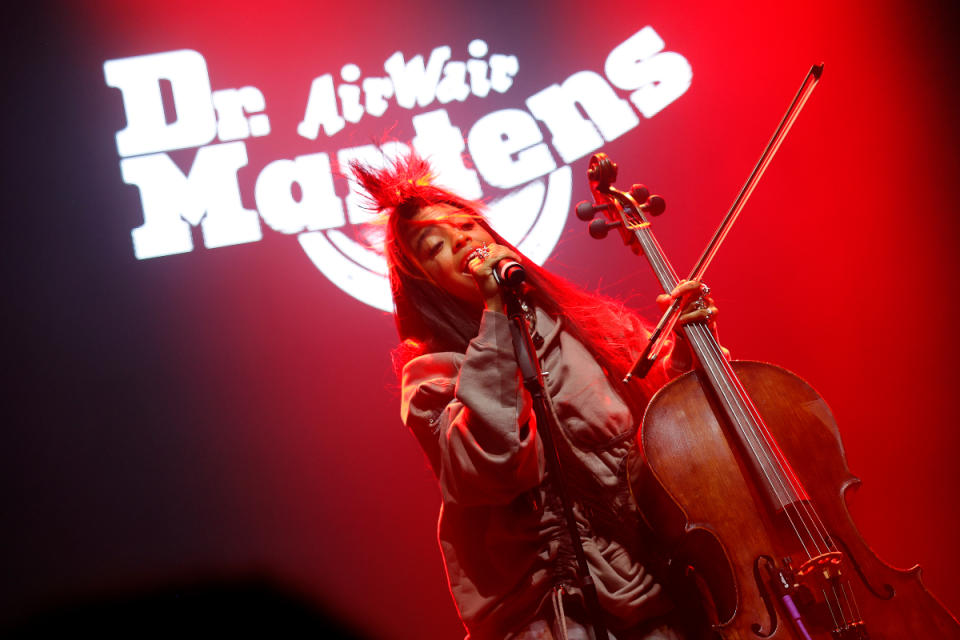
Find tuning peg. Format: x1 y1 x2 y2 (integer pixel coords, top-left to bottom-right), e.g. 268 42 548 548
575 201 612 221
589 218 622 239
627 185 665 216
630 184 650 204
644 195 666 216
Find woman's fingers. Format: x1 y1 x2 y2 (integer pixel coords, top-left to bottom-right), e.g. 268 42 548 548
466 243 522 309
670 279 701 296
678 304 718 326
658 280 711 309
467 244 519 278
655 280 719 329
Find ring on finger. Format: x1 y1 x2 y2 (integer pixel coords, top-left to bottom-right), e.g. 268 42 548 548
700 284 711 296
704 308 713 320
694 298 707 310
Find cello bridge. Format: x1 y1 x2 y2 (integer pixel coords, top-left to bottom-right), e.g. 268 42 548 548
796 551 844 582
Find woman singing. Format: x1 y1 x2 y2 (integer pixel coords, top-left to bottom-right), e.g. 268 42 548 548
352 153 720 640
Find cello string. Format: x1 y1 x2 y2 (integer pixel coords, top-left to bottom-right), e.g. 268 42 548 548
839 580 857 628
628 205 858 622
687 330 856 632
679 68 847 559
684 322 825 558
822 588 841 630
677 66 839 556
719 343 865 628
716 344 838 553
831 581 854 628
696 324 839 561
635 217 825 559
676 71 844 559
631 218 824 558
624 63 831 562
844 577 865 626
683 310 834 553
718 353 831 536
683 321 811 536
690 323 858 628
608 63 864 625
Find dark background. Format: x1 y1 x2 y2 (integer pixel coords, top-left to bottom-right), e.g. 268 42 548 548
3 1 959 637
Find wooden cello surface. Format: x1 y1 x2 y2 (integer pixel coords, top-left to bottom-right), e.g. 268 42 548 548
581 147 960 638
631 360 960 639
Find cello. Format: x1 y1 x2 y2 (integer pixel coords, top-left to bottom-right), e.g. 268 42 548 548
575 72 960 638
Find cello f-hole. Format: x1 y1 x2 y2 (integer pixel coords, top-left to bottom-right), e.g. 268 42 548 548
752 555 780 638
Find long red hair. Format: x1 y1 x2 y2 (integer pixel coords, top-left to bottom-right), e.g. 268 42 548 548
350 153 670 407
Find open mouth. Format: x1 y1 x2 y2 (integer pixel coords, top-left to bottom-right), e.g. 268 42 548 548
461 247 484 274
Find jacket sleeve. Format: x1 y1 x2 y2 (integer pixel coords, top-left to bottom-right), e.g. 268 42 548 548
400 311 544 507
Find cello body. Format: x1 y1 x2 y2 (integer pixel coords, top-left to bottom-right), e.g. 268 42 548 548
631 360 960 639
580 148 960 639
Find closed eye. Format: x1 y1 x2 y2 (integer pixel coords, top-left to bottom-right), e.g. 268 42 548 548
426 241 442 258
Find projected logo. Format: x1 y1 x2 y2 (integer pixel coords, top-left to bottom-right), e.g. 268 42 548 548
104 27 691 311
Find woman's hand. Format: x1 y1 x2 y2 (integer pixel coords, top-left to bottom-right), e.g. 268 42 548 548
656 279 718 329
656 279 728 369
466 243 521 314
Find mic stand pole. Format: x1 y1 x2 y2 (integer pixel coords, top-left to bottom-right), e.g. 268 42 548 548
501 285 610 640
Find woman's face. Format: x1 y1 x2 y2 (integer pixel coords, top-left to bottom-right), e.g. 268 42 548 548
404 204 497 305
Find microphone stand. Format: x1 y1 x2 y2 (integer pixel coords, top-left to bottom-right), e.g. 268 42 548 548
499 283 610 640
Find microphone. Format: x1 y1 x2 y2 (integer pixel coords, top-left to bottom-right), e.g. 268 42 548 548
493 259 526 287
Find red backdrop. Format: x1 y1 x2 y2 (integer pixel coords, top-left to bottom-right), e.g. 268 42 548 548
4 1 958 637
